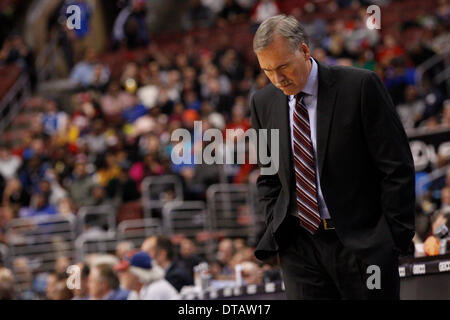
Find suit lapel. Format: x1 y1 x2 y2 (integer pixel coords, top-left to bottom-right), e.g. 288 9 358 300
270 88 291 189
316 62 337 181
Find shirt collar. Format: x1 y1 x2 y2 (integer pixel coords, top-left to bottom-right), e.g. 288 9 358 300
289 58 318 101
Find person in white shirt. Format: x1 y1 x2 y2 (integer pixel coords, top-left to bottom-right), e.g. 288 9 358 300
0 145 22 180
115 251 180 300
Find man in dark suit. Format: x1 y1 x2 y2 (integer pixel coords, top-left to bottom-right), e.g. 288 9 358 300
141 235 193 292
250 15 415 299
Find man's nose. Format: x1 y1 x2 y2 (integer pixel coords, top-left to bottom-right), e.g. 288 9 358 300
274 71 285 85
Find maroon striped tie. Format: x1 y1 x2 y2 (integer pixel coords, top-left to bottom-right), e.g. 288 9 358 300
292 93 321 234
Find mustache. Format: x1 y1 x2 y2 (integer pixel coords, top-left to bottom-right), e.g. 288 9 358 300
277 81 292 87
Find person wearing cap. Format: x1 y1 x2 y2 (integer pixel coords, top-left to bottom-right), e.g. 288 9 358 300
115 251 180 300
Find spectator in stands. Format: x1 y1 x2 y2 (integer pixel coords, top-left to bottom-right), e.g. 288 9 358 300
116 241 135 261
441 100 450 128
18 155 48 193
0 144 22 181
100 80 138 121
204 78 234 119
38 178 67 208
69 154 95 209
84 119 108 155
0 267 15 300
129 149 166 189
396 85 426 130
94 151 122 191
18 191 58 218
2 178 30 216
112 0 150 49
0 206 13 243
251 0 280 25
87 263 129 300
384 56 416 106
430 21 450 55
57 197 76 219
423 115 440 131
420 77 446 123
90 184 113 206
53 256 71 275
123 0 150 49
441 187 450 212
219 48 245 82
183 0 215 30
70 49 110 89
41 98 68 136
179 237 205 279
376 34 406 67
344 10 380 56
0 33 35 85
54 278 73 300
115 251 180 300
224 103 254 183
13 257 37 300
229 243 256 269
141 236 193 292
46 272 66 300
201 0 225 15
70 92 103 133
353 48 377 71
217 238 235 277
209 259 226 281
240 261 263 285
217 0 247 26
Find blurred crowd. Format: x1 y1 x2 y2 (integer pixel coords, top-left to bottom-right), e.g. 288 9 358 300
0 0 449 300
0 234 281 300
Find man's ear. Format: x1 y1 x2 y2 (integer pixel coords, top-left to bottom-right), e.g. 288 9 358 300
301 43 311 60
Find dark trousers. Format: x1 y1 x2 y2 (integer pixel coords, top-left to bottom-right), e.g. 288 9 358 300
277 215 400 300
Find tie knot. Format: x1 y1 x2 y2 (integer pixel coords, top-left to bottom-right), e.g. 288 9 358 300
296 92 306 105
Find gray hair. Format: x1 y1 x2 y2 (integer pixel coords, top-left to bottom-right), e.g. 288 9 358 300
253 15 309 53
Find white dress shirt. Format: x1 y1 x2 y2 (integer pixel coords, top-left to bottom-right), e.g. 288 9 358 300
288 58 331 219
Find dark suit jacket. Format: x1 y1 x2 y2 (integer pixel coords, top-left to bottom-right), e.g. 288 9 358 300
250 62 415 266
165 261 194 292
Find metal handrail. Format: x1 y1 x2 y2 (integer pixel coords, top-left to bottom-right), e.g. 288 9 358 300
116 217 162 248
416 164 450 203
0 74 30 133
0 243 11 269
162 201 207 234
74 231 117 262
77 205 117 234
206 184 257 242
141 175 184 218
405 126 450 138
415 46 450 94
161 200 213 258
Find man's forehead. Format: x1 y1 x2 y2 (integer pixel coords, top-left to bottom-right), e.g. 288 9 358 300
256 38 296 69
257 50 292 71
